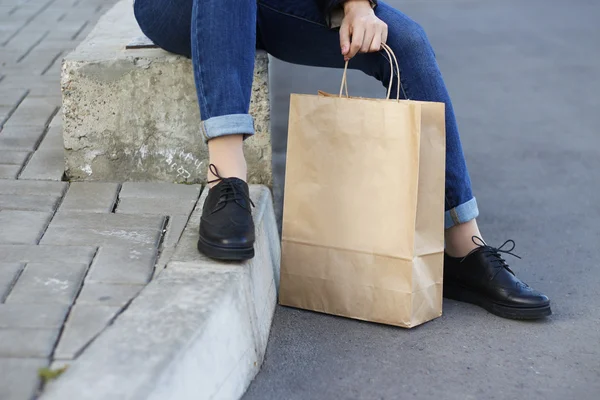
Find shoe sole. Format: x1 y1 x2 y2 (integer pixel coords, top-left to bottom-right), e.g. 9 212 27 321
197 235 255 261
444 282 552 320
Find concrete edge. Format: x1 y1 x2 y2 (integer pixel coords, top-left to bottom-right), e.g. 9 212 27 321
41 185 281 400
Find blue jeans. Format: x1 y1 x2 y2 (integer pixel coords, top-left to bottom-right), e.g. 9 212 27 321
133 0 478 229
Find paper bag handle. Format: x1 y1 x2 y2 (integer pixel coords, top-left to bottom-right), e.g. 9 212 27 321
339 43 401 101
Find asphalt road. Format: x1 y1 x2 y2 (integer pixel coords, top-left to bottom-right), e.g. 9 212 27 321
245 1 600 399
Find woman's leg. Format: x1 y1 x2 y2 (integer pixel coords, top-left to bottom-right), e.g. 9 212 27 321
257 0 550 319
133 0 256 183
257 0 479 253
134 0 257 261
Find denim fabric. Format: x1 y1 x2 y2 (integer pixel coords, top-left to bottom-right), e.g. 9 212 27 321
133 0 478 228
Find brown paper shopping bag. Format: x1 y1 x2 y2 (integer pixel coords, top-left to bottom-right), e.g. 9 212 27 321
279 44 447 328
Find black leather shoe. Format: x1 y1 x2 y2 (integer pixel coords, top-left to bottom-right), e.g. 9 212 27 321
444 237 551 320
197 164 255 261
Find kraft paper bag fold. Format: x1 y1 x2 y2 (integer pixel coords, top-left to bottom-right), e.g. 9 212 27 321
279 44 446 328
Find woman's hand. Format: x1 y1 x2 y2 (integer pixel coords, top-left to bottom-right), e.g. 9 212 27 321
340 0 388 61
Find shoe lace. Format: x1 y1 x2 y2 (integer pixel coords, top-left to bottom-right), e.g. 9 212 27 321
207 164 255 213
461 236 521 279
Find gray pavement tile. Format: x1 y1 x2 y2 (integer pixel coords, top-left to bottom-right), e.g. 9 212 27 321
0 125 46 150
39 226 164 247
86 246 158 284
18 149 65 180
3 33 49 57
116 197 198 216
0 179 66 196
154 247 175 273
54 304 121 360
0 151 30 165
0 194 61 212
0 210 52 244
0 329 59 357
58 182 120 213
47 211 165 230
0 134 40 150
0 89 27 107
23 49 64 76
49 360 71 373
0 79 62 99
5 262 88 305
0 244 95 265
163 214 190 248
1 96 58 127
0 304 69 329
48 110 62 128
36 124 64 151
41 212 165 247
0 165 20 179
0 263 24 301
0 106 11 121
119 182 202 200
0 358 48 400
76 282 143 306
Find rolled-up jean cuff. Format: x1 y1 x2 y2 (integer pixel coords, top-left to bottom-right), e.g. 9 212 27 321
201 114 255 143
444 197 479 229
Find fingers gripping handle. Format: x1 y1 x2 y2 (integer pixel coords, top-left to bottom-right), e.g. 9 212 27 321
338 43 401 101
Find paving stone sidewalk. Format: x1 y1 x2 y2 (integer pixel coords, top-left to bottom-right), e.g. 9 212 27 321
0 1 203 399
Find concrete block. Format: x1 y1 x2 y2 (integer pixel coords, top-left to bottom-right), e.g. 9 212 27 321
0 150 30 165
0 358 48 400
0 328 59 357
0 194 61 211
0 263 24 301
58 182 120 213
61 0 271 185
86 246 158 284
0 164 20 178
6 262 88 305
76 282 143 306
0 244 95 265
0 179 66 196
42 185 281 400
0 304 70 328
119 182 201 200
0 210 52 244
54 304 122 360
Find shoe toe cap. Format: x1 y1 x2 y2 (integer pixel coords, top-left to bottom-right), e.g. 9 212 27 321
509 288 550 307
199 220 255 247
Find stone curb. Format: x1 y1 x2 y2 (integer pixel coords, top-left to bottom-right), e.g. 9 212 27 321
41 185 281 400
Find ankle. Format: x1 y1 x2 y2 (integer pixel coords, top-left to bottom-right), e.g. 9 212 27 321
444 219 482 257
207 162 247 187
207 135 247 187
